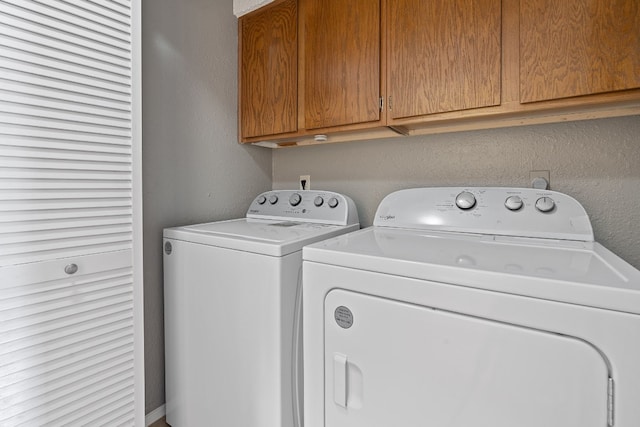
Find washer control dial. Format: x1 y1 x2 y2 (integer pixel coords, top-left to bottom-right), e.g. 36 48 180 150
289 193 302 206
268 195 278 205
504 195 523 211
535 196 555 213
328 197 339 208
256 195 266 205
455 191 476 210
314 196 324 207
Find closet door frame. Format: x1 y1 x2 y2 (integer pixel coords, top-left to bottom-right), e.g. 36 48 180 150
132 0 145 424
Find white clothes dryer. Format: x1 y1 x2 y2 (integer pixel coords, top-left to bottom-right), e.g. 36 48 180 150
303 187 640 427
164 190 359 427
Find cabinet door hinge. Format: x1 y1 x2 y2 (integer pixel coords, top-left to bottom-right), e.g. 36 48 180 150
608 377 615 427
379 96 384 112
388 96 393 111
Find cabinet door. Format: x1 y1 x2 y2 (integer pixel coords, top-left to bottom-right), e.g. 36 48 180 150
302 0 381 130
520 0 640 103
239 0 298 139
387 0 501 120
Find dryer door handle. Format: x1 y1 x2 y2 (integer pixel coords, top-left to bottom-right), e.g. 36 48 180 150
333 353 348 408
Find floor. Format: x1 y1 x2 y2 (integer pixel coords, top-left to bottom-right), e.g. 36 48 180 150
149 417 170 427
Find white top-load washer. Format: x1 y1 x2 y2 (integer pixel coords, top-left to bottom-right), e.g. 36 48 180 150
303 187 640 427
163 190 359 427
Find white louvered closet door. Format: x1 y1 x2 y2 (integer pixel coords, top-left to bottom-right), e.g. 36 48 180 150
0 1 144 426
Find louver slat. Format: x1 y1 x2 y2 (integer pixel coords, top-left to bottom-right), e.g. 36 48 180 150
0 84 130 116
65 0 131 26
32 0 132 32
0 59 130 96
0 92 131 120
0 44 131 86
0 136 132 153
102 0 131 10
1 1 130 47
0 14 130 66
0 0 137 424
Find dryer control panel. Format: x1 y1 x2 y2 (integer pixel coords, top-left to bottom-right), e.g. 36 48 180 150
247 190 359 226
373 187 593 241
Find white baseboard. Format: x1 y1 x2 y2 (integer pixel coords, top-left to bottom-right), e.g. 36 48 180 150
145 404 166 426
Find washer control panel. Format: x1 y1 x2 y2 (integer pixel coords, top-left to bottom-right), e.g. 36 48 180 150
247 190 359 226
374 187 593 241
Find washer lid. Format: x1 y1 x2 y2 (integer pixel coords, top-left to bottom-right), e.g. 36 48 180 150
164 218 359 256
303 227 640 315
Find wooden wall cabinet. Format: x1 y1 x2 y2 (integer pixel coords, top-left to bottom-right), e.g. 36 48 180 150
239 0 298 140
387 0 502 121
302 0 382 130
238 0 640 147
520 0 640 104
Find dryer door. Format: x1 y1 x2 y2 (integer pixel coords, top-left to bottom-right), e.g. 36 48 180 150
324 289 610 427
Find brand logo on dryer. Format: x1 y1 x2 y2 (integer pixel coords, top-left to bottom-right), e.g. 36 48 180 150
378 215 396 221
334 306 353 329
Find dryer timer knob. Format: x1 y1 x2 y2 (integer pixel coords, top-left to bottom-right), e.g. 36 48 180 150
455 191 476 210
535 197 555 213
328 197 339 208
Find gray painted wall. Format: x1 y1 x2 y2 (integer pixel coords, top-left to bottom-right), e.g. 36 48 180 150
142 0 271 413
273 116 640 270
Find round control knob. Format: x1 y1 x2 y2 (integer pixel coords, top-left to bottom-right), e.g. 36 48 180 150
289 193 302 206
256 195 266 205
535 196 555 213
314 196 324 207
504 195 523 211
455 191 476 210
268 195 278 205
327 197 339 208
